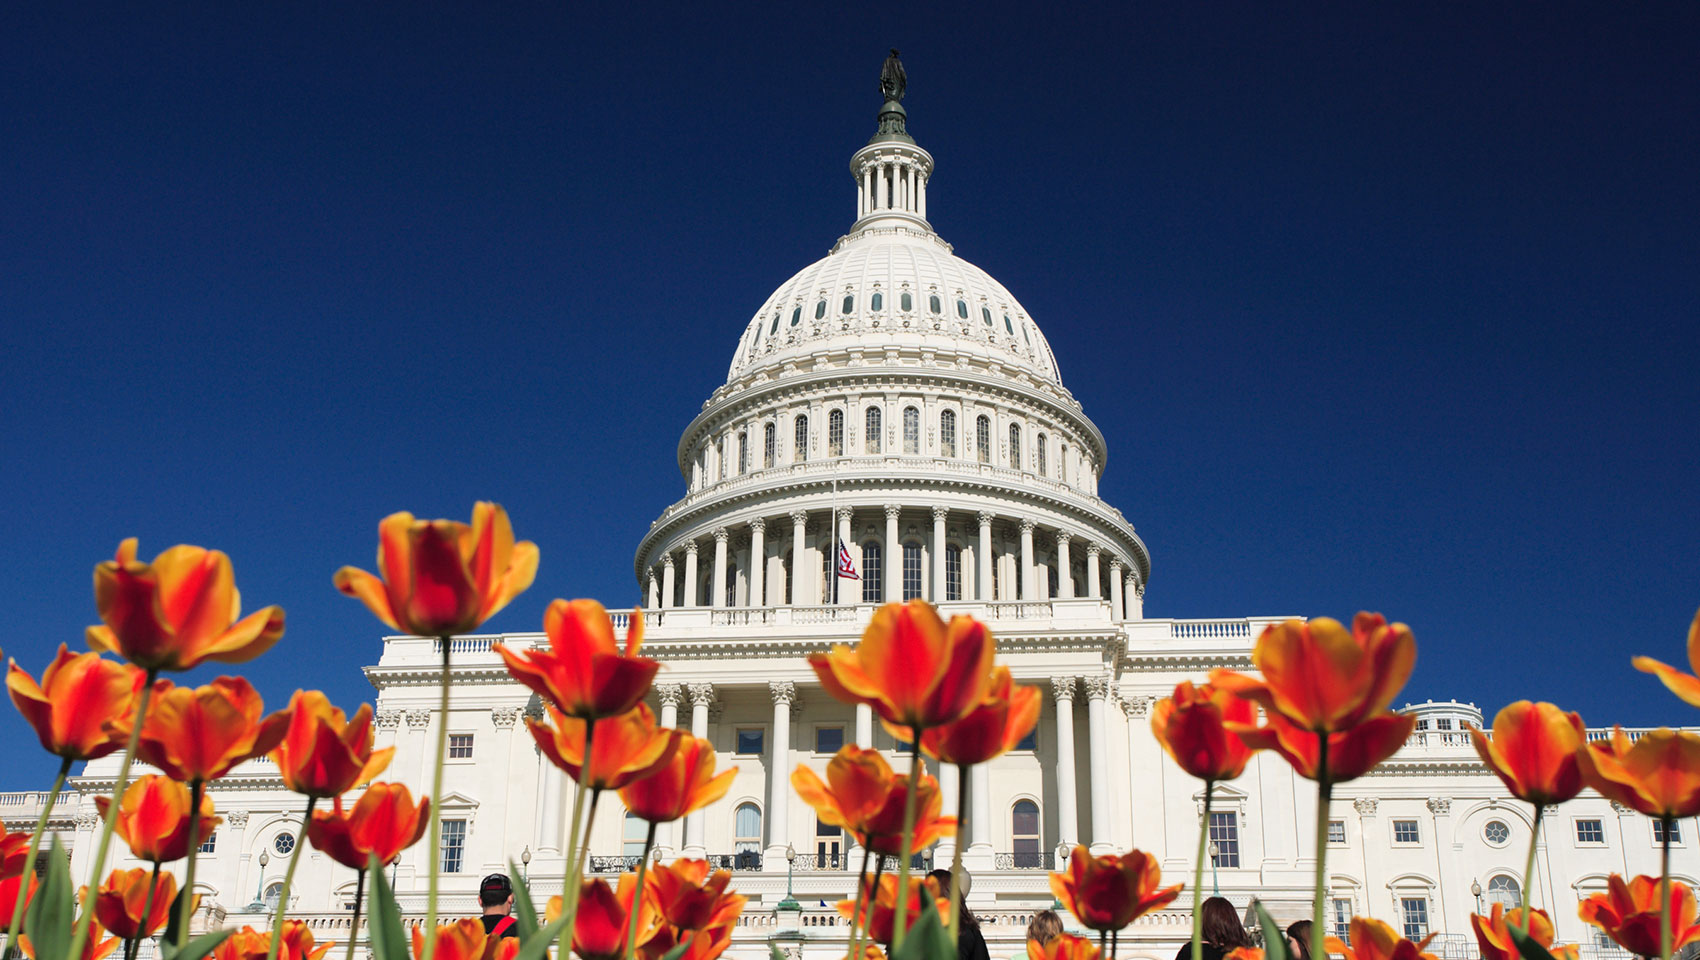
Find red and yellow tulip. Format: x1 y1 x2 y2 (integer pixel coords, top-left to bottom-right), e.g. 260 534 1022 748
530 702 675 790
307 782 430 871
94 774 220 863
1578 727 1700 819
1151 680 1258 783
269 690 394 798
1632 609 1700 709
0 830 32 880
810 601 994 733
1050 846 1181 932
1327 917 1438 960
1467 701 1588 806
1212 614 1415 733
619 734 736 824
572 874 661 960
137 676 288 782
0 874 36 928
211 922 334 960
410 918 490 960
1578 875 1700 958
7 645 144 760
87 539 284 671
1471 903 1574 960
335 503 538 637
1028 932 1102 960
916 666 1040 767
1229 710 1415 784
496 599 659 721
837 874 950 946
645 859 747 934
92 867 183 939
792 745 956 856
20 919 120 960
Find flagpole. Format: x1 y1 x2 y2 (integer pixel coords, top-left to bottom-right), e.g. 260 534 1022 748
831 474 839 604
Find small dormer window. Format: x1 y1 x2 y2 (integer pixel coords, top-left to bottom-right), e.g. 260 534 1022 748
900 292 912 311
982 307 992 326
956 299 969 319
815 300 827 320
842 295 854 315
769 313 780 335
871 292 883 312
930 295 942 314
1004 314 1014 334
791 306 802 326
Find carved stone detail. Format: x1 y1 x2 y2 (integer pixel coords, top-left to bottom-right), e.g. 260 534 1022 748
491 706 523 729
404 710 432 730
1426 797 1451 815
1354 798 1378 816
1121 695 1153 718
1050 676 1077 701
687 683 716 706
227 810 250 828
656 683 685 708
769 680 797 706
374 710 403 731
1081 675 1112 701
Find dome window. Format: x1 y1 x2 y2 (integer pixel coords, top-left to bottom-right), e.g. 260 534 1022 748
870 292 883 312
841 295 854 315
790 307 801 327
957 299 969 319
1021 323 1031 345
930 295 942 314
865 406 883 454
769 312 780 335
940 409 957 458
900 292 912 312
815 300 827 320
982 307 993 326
1004 314 1014 334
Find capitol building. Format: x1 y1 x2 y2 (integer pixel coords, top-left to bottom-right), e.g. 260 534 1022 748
14 61 1696 960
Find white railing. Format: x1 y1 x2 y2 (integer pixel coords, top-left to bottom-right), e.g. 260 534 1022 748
0 791 71 808
1169 620 1251 639
431 636 501 655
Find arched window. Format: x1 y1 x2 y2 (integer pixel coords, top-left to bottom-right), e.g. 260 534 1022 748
763 423 776 468
976 415 991 464
794 415 809 462
814 300 827 320
982 307 993 326
1004 314 1015 334
900 292 912 312
842 295 855 315
1036 434 1047 476
623 811 647 857
828 410 844 457
264 882 285 911
944 545 962 601
862 541 883 604
1008 424 1022 470
940 410 957 458
902 406 919 454
716 437 726 481
769 312 780 335
865 407 883 454
1486 876 1521 909
738 431 749 474
734 803 763 867
790 306 801 327
871 292 884 312
957 299 969 319
1012 801 1041 867
902 542 923 600
929 294 942 314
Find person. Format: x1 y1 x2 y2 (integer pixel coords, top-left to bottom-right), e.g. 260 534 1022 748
928 869 990 960
479 873 520 940
1027 909 1063 948
1172 897 1253 960
1286 920 1314 960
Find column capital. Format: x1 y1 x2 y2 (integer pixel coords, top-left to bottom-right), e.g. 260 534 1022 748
1426 797 1452 816
837 506 854 524
977 510 995 526
375 710 403 731
404 709 432 729
1121 695 1152 718
1354 797 1378 817
713 527 729 544
646 570 658 585
1108 558 1123 573
789 509 809 526
884 504 901 520
1019 518 1036 534
1081 675 1112 701
226 810 250 828
687 682 716 705
1085 542 1102 557
769 680 797 706
931 505 948 521
1055 531 1072 547
662 554 676 569
1050 676 1077 701
685 540 699 557
491 705 522 728
749 516 767 534
656 683 685 707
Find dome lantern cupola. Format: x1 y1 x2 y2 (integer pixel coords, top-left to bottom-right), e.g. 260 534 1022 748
850 50 933 233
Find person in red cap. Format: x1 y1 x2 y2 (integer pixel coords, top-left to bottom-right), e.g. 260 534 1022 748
480 873 519 939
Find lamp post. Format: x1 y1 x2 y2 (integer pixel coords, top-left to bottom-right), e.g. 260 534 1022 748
778 843 799 910
1472 879 1483 914
245 850 271 912
521 846 532 881
1208 841 1221 896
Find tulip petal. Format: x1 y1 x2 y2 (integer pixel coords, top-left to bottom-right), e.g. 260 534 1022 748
1633 655 1700 710
334 567 401 632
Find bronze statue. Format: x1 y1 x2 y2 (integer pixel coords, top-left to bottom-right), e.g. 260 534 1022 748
879 49 906 103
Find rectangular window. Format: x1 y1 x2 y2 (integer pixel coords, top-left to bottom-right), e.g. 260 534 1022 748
447 733 474 759
1008 424 1021 470
717 438 726 480
1414 719 1429 731
198 832 217 854
944 546 962 601
902 407 919 454
1015 720 1039 752
764 425 775 468
902 543 922 600
1328 820 1346 845
862 543 883 604
815 726 844 754
440 819 466 874
940 412 956 458
1576 819 1605 844
828 411 844 457
976 417 990 464
1400 898 1429 940
736 729 765 755
816 818 844 868
1435 718 1453 730
794 416 809 462
1393 820 1420 844
1208 812 1240 868
739 433 748 474
1331 898 1352 943
1655 820 1683 844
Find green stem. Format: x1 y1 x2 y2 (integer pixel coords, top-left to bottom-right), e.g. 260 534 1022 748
175 779 205 948
422 638 453 960
66 669 157 960
892 737 924 950
1519 803 1543 936
846 846 878 960
130 861 162 960
4 756 70 952
948 763 969 948
624 821 658 960
345 869 367 960
1193 782 1213 960
555 719 596 934
558 786 605 952
264 796 318 960
1662 815 1673 960
1311 736 1330 960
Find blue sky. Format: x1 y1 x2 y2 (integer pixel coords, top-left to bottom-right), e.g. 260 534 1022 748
1 3 1696 788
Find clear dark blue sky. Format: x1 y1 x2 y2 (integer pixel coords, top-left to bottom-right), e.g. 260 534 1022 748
2 4 1696 788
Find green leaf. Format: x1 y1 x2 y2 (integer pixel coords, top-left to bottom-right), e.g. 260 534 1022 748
160 928 235 960
507 861 541 940
162 880 195 946
513 911 571 960
24 836 73 960
1509 923 1563 960
1253 901 1289 960
367 855 411 960
659 932 696 960
890 893 952 960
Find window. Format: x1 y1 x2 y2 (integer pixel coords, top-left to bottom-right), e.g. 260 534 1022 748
1208 812 1240 868
440 819 466 873
447 733 473 759
794 415 808 462
902 542 922 600
264 882 285 911
1008 424 1021 469
944 545 962 601
842 295 854 315
814 300 826 320
1060 444 1069 483
790 306 801 327
902 406 919 454
815 727 844 754
1022 322 1031 344
1484 820 1510 845
976 416 991 464
816 817 844 868
734 804 763 856
782 550 793 604
1015 719 1038 752
1047 565 1058 599
865 407 882 454
1330 899 1352 943
940 410 956 457
623 811 647 858
1486 875 1521 909
199 832 217 854
1435 718 1453 731
862 541 883 603
956 299 969 319
1655 820 1683 844
1399 898 1429 940
871 292 883 312
1415 719 1429 731
1393 820 1420 844
1328 820 1346 845
1576 819 1605 844
1036 435 1047 475
738 432 748 474
736 729 765 755
1004 314 1014 334
981 307 992 326
273 832 296 855
764 423 776 468
828 410 844 457
901 292 912 311
769 312 780 335
1012 800 1041 865
716 438 726 481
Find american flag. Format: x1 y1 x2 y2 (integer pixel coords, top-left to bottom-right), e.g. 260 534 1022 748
836 539 860 580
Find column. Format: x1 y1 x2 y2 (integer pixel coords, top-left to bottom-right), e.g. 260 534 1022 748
1125 573 1142 619
1019 519 1036 601
837 509 855 605
749 518 766 607
1108 560 1124 619
936 763 959 864
884 505 901 602
1052 677 1080 851
790 510 809 605
968 764 993 865
661 555 676 610
1427 798 1459 935
863 166 873 213
683 683 714 857
855 704 873 747
711 528 729 608
656 685 684 857
647 571 659 609
683 541 699 607
538 718 565 856
765 681 796 869
1056 532 1074 599
1085 544 1101 600
931 507 948 602
1123 696 1166 852
1083 676 1113 853
977 511 995 601
918 172 926 218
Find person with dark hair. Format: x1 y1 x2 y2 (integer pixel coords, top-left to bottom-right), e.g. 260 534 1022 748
1172 897 1253 960
928 869 990 960
1027 909 1064 948
1286 919 1314 960
479 873 519 940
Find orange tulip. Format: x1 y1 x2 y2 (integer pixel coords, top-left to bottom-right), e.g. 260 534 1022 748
645 859 747 933
335 503 538 637
495 599 659 721
213 922 334 960
810 601 994 733
7 645 145 760
1632 609 1700 708
279 921 334 960
1472 903 1570 960
0 874 36 927
1327 917 1437 960
87 538 285 671
838 874 949 947
0 830 32 879
269 690 394 798
1228 710 1416 783
1223 950 1264 960
792 745 956 856
916 666 1041 766
1211 614 1415 733
1578 727 1700 819
1579 875 1700 958
572 875 662 960
1050 846 1182 932
619 734 736 824
20 918 120 960
411 918 489 960
1151 680 1258 782
639 922 736 960
307 782 430 870
1467 701 1588 806
137 676 288 782
94 774 220 863
529 702 675 790
1029 932 1102 960
93 868 182 939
